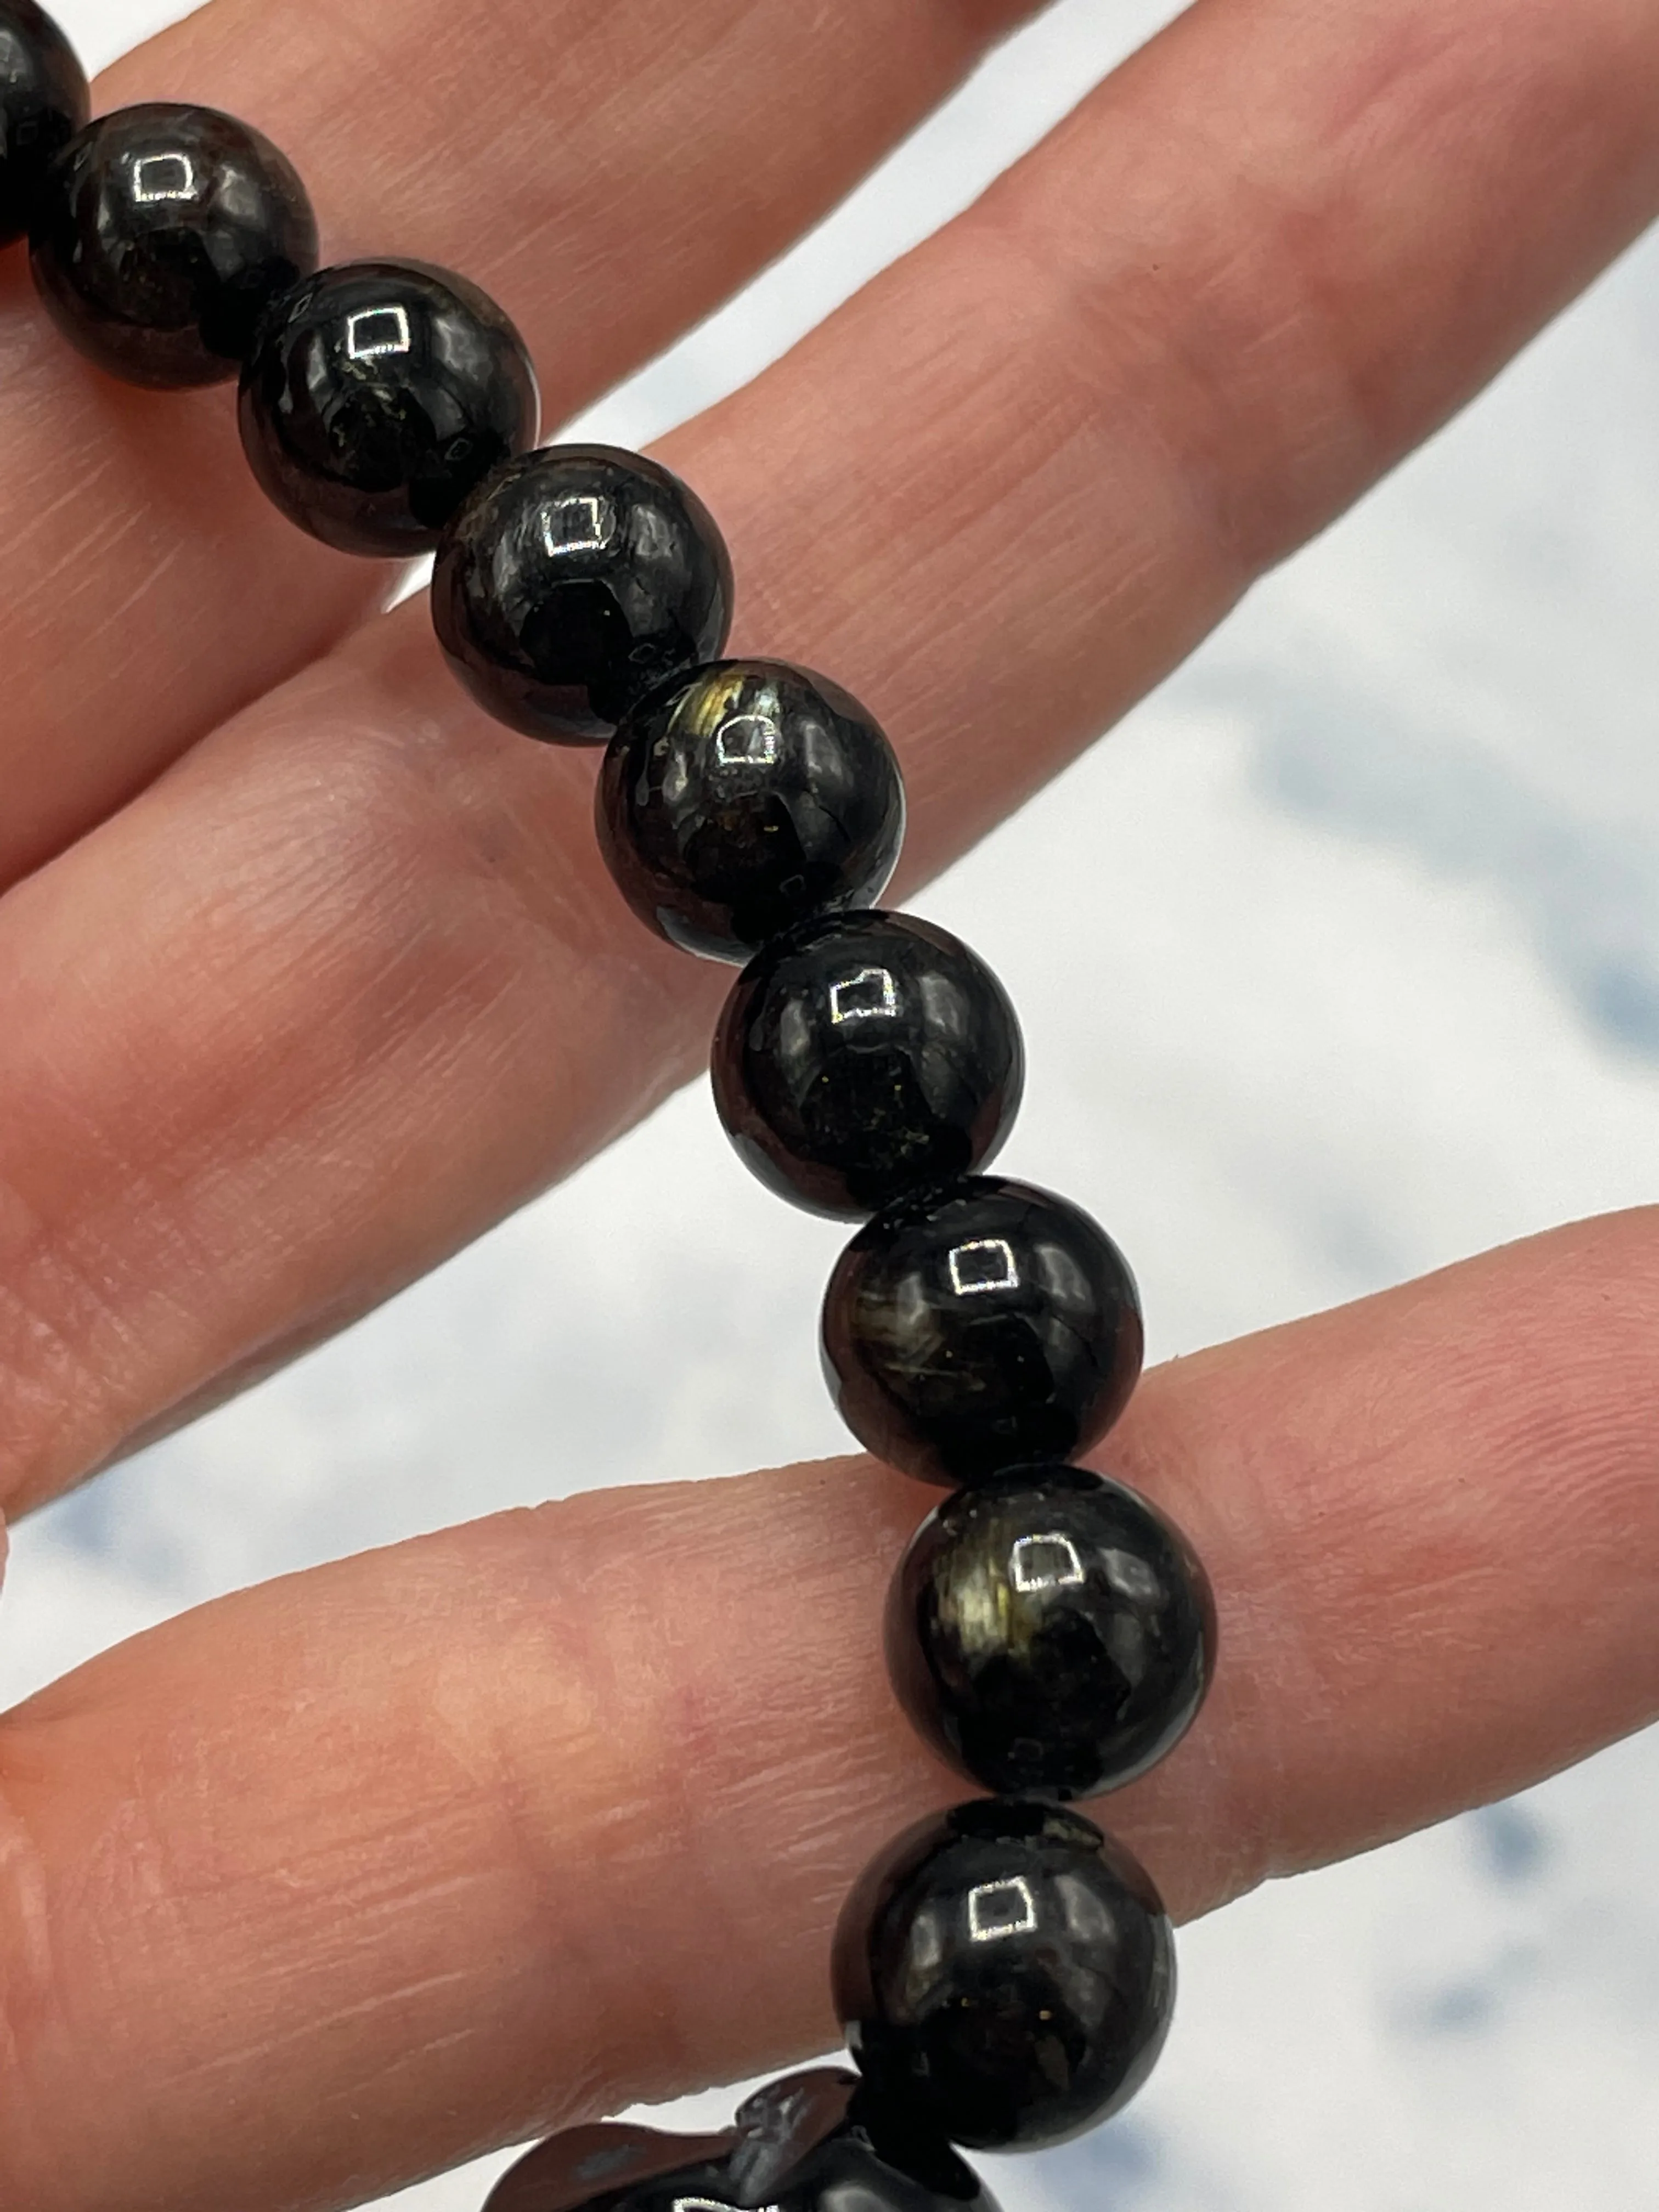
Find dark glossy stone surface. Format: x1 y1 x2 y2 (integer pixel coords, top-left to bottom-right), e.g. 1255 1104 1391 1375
433 445 732 742
711 912 1023 1218
821 1176 1143 1485
484 2118 735 2212
596 659 905 960
239 259 538 556
0 1 86 246
481 2068 998 2212
30 103 316 386
887 1465 1215 1799
833 1800 1175 2152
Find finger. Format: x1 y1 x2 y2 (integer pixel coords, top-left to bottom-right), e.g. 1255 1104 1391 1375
3 1210 1656 2212
0 0 1038 881
0 0 1652 1520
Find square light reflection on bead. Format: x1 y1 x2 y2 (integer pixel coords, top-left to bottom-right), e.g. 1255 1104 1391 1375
541 493 614 557
714 711 782 768
132 151 197 203
828 966 899 1024
345 304 412 361
673 2200 778 2212
947 1237 1020 1297
967 1874 1040 1943
1011 1533 1088 1594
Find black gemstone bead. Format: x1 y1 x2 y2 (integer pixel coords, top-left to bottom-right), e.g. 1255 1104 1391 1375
821 1175 1143 1486
29 103 317 387
482 2068 998 2212
833 1799 1175 2153
710 910 1024 1218
887 1465 1215 1799
239 260 539 556
596 659 905 960
0 1 86 247
432 445 732 743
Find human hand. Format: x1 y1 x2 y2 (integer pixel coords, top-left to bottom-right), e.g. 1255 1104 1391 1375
0 0 1656 2208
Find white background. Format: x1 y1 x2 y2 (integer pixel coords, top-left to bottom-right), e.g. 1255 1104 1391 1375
4 3 1658 2208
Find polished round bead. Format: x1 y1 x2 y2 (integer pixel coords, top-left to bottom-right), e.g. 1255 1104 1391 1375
887 1465 1215 1799
0 1 87 246
833 1798 1175 2152
432 445 732 743
595 659 905 960
239 259 539 556
710 910 1024 1218
821 1175 1143 1485
29 104 316 387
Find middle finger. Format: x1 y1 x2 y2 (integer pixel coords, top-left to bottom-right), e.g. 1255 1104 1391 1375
0 0 1040 881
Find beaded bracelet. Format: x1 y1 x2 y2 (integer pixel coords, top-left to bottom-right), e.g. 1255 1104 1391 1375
0 11 1219 2208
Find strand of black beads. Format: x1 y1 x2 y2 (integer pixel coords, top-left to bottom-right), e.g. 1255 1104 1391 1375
10 2 539 549
2 13 1221 2179
690 746 1211 2159
441 449 1007 2212
428 439 1220 2198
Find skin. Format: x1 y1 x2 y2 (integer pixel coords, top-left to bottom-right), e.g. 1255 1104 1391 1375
0 0 1655 2207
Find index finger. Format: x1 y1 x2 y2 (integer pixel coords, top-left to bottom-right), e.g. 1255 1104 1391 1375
0 0 1037 881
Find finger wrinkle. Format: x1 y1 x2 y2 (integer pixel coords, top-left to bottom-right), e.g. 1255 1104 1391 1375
9 442 126 563
0 656 717 1503
166 1963 484 2091
0 1206 156 1502
301 632 721 1074
963 0 1659 602
970 110 1381 600
0 1585 602 2187
0 947 297 1489
1119 1214 1659 1894
0 1769 60 2180
397 1501 704 2105
472 1473 927 2114
501 1490 750 2101
87 535 189 650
